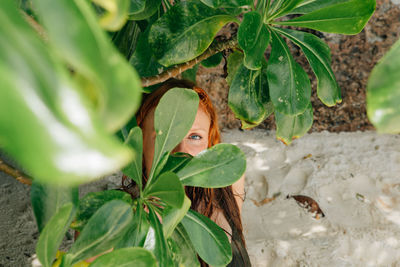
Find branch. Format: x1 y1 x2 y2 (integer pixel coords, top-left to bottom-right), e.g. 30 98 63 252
21 11 48 41
0 159 32 186
141 36 238 87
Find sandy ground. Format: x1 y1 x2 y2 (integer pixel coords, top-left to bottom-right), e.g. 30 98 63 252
1 130 400 266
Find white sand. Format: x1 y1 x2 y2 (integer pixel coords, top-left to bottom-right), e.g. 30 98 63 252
223 129 400 266
1 130 400 266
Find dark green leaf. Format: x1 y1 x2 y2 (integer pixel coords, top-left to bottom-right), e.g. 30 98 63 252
70 190 132 232
145 172 185 208
274 27 341 106
267 30 311 115
148 88 199 182
238 11 270 70
275 103 313 145
92 0 130 31
201 52 223 68
200 0 251 8
274 0 376 35
36 203 75 267
161 152 193 174
226 50 244 86
181 64 200 83
168 224 200 267
112 20 141 60
367 38 400 133
163 195 191 238
177 144 246 187
65 200 132 264
290 0 349 14
123 126 143 187
129 0 161 20
149 0 236 66
181 210 232 266
267 0 304 21
129 0 146 14
31 182 78 233
90 247 157 267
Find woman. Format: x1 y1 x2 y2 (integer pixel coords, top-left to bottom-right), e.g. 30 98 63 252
130 78 251 267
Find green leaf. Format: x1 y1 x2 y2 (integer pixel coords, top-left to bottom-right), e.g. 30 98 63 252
367 38 400 133
129 0 161 20
168 224 200 267
31 182 78 233
92 0 130 31
200 0 251 8
163 195 191 238
149 0 236 66
274 0 376 35
238 11 270 70
112 20 141 60
181 64 200 83
267 30 311 115
36 203 75 267
267 0 304 21
115 201 150 248
148 88 199 182
0 2 134 185
177 144 246 188
32 0 142 133
275 103 313 145
65 200 132 264
290 0 349 14
226 50 244 86
123 126 143 187
90 247 157 267
129 0 146 14
228 63 273 127
181 210 232 266
71 190 132 232
201 52 223 68
274 27 341 106
160 152 193 174
144 172 185 208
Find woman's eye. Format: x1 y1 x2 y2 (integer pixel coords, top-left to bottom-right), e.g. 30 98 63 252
189 134 202 140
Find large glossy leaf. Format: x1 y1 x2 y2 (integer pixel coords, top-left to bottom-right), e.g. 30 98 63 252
226 50 244 86
267 30 311 115
177 144 246 188
238 11 270 70
228 63 273 127
92 0 130 31
274 27 341 106
129 0 161 20
144 171 185 208
123 126 143 187
36 203 75 267
268 0 304 21
70 190 132 232
200 0 251 8
181 210 232 266
367 38 400 133
0 2 134 185
160 152 193 174
275 103 313 145
168 224 200 267
148 88 199 182
31 182 78 233
32 0 142 132
163 195 191 238
274 0 376 35
149 0 236 66
290 0 349 14
65 200 132 265
90 247 157 267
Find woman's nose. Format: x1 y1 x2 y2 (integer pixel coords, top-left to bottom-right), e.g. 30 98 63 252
172 141 186 154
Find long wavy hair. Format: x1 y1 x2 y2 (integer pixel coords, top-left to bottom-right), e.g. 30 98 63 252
124 78 246 266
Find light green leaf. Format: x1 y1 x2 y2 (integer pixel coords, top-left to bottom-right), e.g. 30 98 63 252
275 103 313 145
290 0 349 14
31 182 78 233
92 0 130 31
226 50 244 86
163 195 191 238
274 0 376 35
200 0 251 8
123 126 143 187
36 203 75 267
148 88 199 183
149 0 236 66
129 0 161 20
65 200 132 265
274 27 341 106
238 11 270 70
168 224 200 267
144 171 185 208
90 247 157 267
267 30 311 115
367 38 400 133
177 144 246 187
181 210 232 266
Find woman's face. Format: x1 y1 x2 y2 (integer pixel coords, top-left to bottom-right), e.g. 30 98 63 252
142 105 211 176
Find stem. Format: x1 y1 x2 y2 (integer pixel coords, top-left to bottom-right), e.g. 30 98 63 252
0 159 32 186
21 11 48 41
141 36 238 87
